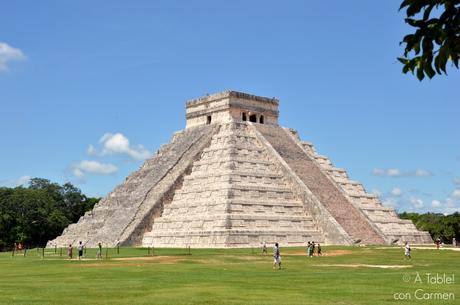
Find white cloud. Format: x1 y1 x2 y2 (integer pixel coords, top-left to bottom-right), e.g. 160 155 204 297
418 189 460 214
0 175 31 187
390 187 403 197
16 175 31 186
452 189 460 199
90 132 152 160
382 197 398 208
453 178 460 185
387 168 401 177
414 169 433 177
431 200 441 208
87 144 96 155
371 168 432 177
371 168 384 176
444 197 460 214
73 168 85 179
0 42 26 72
372 168 401 177
72 160 117 178
409 196 424 209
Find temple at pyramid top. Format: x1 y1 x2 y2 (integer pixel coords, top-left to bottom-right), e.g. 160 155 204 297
186 91 279 128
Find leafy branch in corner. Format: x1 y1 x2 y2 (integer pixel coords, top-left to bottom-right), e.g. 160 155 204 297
399 0 460 80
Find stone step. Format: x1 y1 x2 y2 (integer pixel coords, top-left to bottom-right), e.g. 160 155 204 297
227 199 303 207
193 156 272 167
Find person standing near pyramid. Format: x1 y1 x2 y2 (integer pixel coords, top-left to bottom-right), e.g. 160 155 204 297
96 242 102 260
78 241 84 260
67 244 73 260
404 242 411 260
273 243 281 270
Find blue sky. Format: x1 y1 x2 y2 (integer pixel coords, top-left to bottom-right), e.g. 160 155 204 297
1 0 459 214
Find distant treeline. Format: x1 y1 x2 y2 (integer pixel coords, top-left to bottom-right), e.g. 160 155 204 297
399 212 460 243
0 178 100 250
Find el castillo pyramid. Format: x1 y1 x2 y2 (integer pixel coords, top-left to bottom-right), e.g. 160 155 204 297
48 91 432 248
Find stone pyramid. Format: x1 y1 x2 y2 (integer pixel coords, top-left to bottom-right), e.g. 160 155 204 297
48 91 432 248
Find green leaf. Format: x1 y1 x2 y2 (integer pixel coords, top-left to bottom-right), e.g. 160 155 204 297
434 54 442 74
424 62 436 78
451 52 459 68
402 64 410 73
399 0 415 11
407 2 424 17
423 4 435 21
438 48 448 73
417 67 425 80
406 18 424 27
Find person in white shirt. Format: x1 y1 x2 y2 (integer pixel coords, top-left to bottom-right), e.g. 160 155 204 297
404 242 411 259
78 241 84 260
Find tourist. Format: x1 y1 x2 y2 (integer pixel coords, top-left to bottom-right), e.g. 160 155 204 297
96 242 102 260
435 238 441 249
312 241 316 256
67 244 73 260
261 241 267 255
307 241 313 257
404 242 411 260
273 243 281 270
317 243 322 256
78 241 84 260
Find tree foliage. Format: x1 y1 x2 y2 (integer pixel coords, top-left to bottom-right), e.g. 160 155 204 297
0 178 100 250
399 0 460 80
399 211 460 242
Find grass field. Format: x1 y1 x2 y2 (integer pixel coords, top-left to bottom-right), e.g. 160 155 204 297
0 245 458 305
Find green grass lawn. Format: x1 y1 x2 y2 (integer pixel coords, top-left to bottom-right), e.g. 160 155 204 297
0 246 458 305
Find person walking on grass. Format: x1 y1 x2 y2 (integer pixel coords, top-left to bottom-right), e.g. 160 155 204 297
404 242 411 260
307 241 313 257
96 242 102 260
435 238 441 250
317 243 322 256
67 244 73 260
78 241 84 260
262 241 267 256
273 243 281 270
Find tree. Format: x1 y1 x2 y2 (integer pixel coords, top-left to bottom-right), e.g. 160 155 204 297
398 0 460 80
0 179 100 250
399 211 460 242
